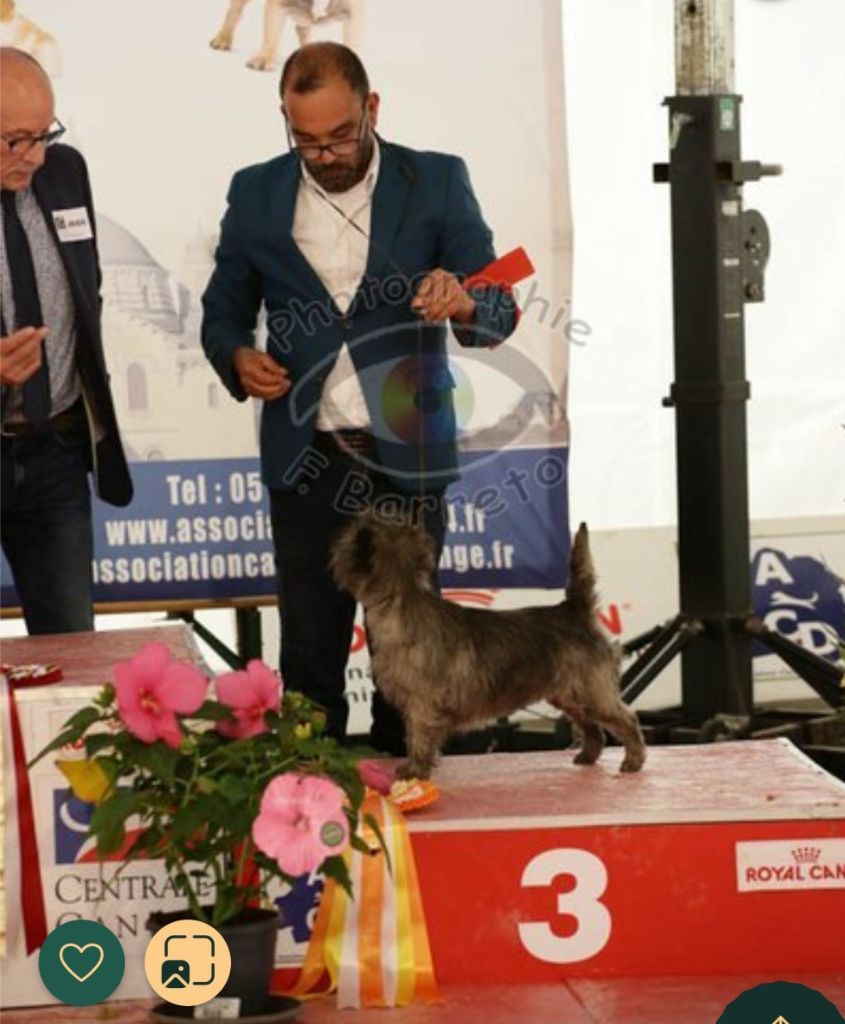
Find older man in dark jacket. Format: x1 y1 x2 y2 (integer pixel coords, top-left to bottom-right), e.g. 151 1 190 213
1 48 132 634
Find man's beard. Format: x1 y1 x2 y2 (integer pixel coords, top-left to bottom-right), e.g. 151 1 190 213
304 135 374 194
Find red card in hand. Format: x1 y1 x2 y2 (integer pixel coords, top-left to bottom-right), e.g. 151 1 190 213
464 246 535 290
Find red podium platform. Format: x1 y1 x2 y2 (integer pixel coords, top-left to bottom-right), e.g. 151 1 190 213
2 739 844 1022
406 739 845 982
5 975 842 1024
0 624 207 684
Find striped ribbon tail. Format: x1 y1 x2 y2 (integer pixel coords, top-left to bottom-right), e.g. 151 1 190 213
281 792 440 1008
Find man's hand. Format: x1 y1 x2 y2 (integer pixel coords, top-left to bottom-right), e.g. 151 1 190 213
232 347 291 400
412 269 476 325
0 327 48 387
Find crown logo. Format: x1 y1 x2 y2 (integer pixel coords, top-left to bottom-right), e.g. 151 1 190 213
791 846 821 864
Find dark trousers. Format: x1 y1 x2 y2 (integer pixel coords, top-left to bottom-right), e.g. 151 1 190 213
1 422 95 634
269 433 446 755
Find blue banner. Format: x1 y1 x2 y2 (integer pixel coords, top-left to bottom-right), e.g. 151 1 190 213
1 447 570 607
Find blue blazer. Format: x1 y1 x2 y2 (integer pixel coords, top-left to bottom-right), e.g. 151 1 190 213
201 139 518 492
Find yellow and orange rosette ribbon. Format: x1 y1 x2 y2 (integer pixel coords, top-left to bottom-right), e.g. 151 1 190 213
280 789 440 1008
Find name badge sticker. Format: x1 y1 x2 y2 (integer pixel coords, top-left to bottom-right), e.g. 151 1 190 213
52 206 93 242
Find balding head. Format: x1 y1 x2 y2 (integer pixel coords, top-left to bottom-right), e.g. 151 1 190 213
0 46 52 98
0 47 56 190
280 42 369 103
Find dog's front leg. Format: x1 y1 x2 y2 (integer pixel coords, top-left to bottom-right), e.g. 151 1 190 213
210 0 251 50
341 0 366 52
246 0 288 70
395 715 446 781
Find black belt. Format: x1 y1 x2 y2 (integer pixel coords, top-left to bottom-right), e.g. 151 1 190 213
313 428 375 458
1 400 86 438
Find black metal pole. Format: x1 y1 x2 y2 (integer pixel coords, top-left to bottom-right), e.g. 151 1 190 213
662 94 754 719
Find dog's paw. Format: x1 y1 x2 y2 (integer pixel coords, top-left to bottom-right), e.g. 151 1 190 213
246 53 276 71
209 34 232 50
573 750 599 766
619 755 645 773
394 759 431 781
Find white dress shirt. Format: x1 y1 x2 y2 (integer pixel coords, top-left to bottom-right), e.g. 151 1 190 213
292 139 381 431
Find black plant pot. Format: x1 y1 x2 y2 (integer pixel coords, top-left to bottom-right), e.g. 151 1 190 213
147 905 280 1017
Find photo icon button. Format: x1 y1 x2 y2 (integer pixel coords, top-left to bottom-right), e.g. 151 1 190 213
144 919 231 1007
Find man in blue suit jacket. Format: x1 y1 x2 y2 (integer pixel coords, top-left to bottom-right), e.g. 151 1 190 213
202 42 517 752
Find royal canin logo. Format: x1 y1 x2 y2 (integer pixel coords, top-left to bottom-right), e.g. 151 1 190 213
737 839 845 892
791 846 821 865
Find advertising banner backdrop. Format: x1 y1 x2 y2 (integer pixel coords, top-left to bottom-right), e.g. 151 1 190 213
0 0 573 606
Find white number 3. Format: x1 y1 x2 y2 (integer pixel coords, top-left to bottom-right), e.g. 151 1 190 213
517 849 611 963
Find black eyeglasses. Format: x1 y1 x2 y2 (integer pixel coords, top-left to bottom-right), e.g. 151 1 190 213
1 119 66 157
285 110 368 162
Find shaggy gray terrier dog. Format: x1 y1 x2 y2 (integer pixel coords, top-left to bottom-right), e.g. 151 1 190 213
331 513 647 780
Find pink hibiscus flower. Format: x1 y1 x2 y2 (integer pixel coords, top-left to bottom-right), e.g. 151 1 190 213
215 660 281 740
252 773 350 877
114 643 208 749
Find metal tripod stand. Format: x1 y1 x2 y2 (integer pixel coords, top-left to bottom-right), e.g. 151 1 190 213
618 0 845 760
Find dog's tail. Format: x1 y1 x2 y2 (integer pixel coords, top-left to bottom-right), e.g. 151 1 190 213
564 522 597 615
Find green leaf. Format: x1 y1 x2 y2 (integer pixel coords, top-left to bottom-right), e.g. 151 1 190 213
191 700 232 722
218 774 249 804
29 706 103 766
132 743 182 783
28 728 78 768
65 705 104 733
211 886 251 928
97 821 126 855
89 790 145 855
168 795 221 842
321 855 353 897
93 685 115 709
90 790 145 835
85 733 115 757
97 757 121 785
349 833 372 855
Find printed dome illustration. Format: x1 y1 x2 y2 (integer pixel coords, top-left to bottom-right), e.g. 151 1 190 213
98 214 190 335
98 216 159 267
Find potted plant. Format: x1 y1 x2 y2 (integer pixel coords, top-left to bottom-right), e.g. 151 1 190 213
33 642 374 1016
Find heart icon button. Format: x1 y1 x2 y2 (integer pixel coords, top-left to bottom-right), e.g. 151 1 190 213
39 921 125 1005
58 942 105 983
